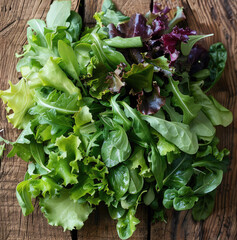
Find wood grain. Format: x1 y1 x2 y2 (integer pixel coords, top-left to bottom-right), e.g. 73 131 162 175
0 0 236 239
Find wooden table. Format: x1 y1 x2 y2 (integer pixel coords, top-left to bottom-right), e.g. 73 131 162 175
0 0 236 239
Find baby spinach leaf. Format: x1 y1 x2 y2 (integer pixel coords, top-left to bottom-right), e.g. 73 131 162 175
194 169 223 194
121 193 141 209
190 111 216 141
204 43 227 92
163 186 198 211
192 191 216 221
101 123 131 167
108 164 130 200
111 95 131 131
163 189 177 209
190 81 233 127
143 186 155 206
109 204 126 219
128 168 144 194
173 195 198 211
143 115 198 154
163 154 193 189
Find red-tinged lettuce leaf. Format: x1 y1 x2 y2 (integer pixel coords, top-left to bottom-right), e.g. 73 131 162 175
137 83 166 115
161 26 196 62
40 188 93 231
86 63 110 99
143 55 174 77
108 23 123 38
147 4 170 36
188 45 209 75
117 14 153 40
123 63 154 93
106 63 126 92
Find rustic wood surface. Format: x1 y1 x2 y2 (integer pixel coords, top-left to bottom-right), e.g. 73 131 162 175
0 0 236 239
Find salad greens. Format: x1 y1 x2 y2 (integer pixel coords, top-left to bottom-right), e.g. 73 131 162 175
0 0 232 239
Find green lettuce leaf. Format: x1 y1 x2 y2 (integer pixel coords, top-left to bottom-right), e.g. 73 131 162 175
35 88 79 115
47 152 78 186
40 188 93 231
38 57 81 97
143 115 198 154
116 208 140 240
46 1 71 29
56 134 82 173
123 64 154 93
101 123 131 168
167 77 201 124
190 81 233 127
0 79 34 129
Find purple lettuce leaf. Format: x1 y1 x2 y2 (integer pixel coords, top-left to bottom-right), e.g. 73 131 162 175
116 13 153 40
161 26 196 63
106 63 126 92
137 83 166 115
188 45 209 75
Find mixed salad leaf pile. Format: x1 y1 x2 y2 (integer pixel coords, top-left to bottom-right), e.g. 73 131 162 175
0 0 233 239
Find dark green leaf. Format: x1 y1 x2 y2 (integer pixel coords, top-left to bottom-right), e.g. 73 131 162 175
108 164 130 200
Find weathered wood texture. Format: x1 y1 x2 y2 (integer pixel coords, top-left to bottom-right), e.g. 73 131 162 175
0 0 236 240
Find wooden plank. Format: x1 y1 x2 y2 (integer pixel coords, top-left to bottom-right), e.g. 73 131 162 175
150 0 237 239
0 1 79 239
